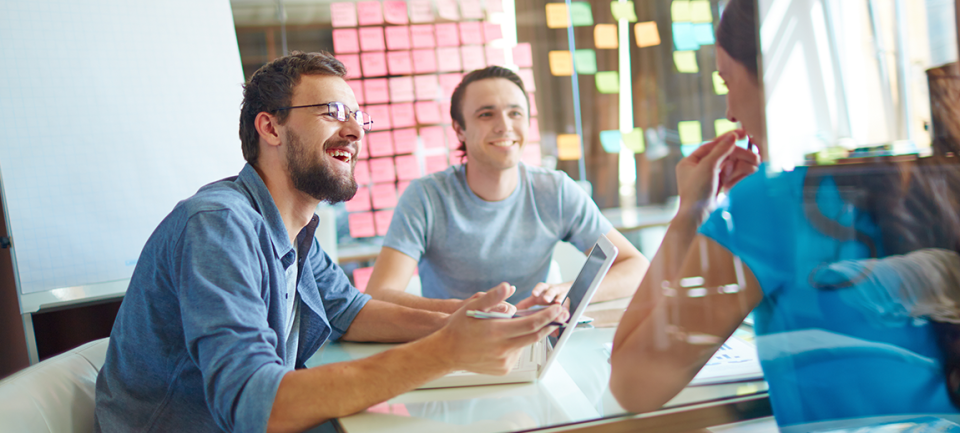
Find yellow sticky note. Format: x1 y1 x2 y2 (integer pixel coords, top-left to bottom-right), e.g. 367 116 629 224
678 121 703 144
548 51 574 76
557 134 582 160
546 3 570 29
594 24 619 49
712 71 728 95
595 71 619 93
634 21 660 47
674 50 699 73
689 0 713 23
671 0 690 22
715 119 737 136
622 128 645 153
610 1 637 22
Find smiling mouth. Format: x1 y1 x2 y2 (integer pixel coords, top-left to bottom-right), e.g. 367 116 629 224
326 149 352 163
489 139 518 148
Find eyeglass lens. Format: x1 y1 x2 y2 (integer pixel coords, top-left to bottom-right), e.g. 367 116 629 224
328 102 373 131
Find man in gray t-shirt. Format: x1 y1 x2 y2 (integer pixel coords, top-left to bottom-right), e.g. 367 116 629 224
366 66 648 312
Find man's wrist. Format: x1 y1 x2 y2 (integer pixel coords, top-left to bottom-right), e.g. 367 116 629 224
414 327 459 372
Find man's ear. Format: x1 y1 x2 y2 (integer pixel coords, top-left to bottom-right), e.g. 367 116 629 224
254 112 283 148
452 121 466 144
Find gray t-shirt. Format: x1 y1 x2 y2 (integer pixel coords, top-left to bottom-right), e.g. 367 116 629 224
384 162 613 304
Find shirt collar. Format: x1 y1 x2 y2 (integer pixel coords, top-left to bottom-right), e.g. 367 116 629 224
237 163 302 260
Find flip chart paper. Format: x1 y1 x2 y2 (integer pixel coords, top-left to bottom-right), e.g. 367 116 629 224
365 104 392 130
349 212 376 238
340 54 362 79
383 0 409 24
364 78 390 104
569 2 594 27
372 183 398 208
370 158 397 183
459 22 484 45
712 71 728 95
437 47 462 72
459 0 483 19
330 2 358 27
387 51 414 75
635 21 661 47
715 119 737 136
357 1 384 25
435 23 460 46
415 101 443 124
361 52 388 77
354 161 371 184
528 117 541 142
393 128 418 154
595 71 619 93
391 102 417 127
512 43 533 67
485 45 506 66
385 26 412 50
374 210 394 236
678 121 703 144
414 75 440 100
345 186 371 212
437 0 460 20
352 266 374 291
397 181 412 197
412 49 438 73
347 79 365 104
521 143 542 166
517 68 536 91
689 0 713 23
574 49 597 74
528 92 538 116
671 0 690 22
557 134 582 160
610 1 637 22
545 3 569 29
548 51 573 76
483 23 503 42
395 154 420 180
594 24 618 49
366 131 394 157
409 0 434 22
693 23 715 45
461 45 486 71
333 29 360 53
447 126 461 148
410 25 436 48
672 23 699 51
420 126 445 148
673 50 699 73
389 77 415 102
439 73 463 98
622 127 645 153
599 130 621 152
359 27 386 52
425 155 449 173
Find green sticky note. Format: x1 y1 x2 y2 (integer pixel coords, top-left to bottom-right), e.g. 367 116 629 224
610 1 637 22
595 71 619 93
569 2 595 26
674 51 699 73
712 71 728 95
678 121 703 145
599 130 622 153
671 0 690 22
622 127 645 153
715 119 737 136
689 0 713 23
574 49 598 74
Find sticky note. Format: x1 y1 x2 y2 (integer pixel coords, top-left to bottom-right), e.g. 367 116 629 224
486 45 506 66
712 71 728 95
360 52 388 77
458 22 484 45
365 104 391 130
671 0 690 22
370 158 397 183
693 23 715 45
689 0 713 23
391 103 417 128
346 79 365 104
459 0 484 19
437 0 460 20
528 117 541 142
349 213 376 238
366 131 394 157
635 21 661 47
339 54 362 79
437 47 462 72
599 130 621 153
364 78 390 104
410 25 436 48
357 1 385 25
678 121 703 144
439 73 463 98
425 155 449 174
595 71 619 93
358 137 369 159
397 181 412 197
411 49 438 73
715 119 737 136
374 210 393 236
545 4 570 29
383 0 409 24
488 0 503 13
408 0 434 22
528 92 538 116
622 127 645 153
330 3 358 27
387 51 414 75
557 134 582 160
569 2 594 26
393 128 418 154
447 126 461 148
434 23 460 47
548 51 573 76
594 24 618 49
395 154 420 180
359 27 385 52
521 143 542 166
354 160 371 184
673 50 698 73
517 68 536 91
512 43 534 68
420 126 445 148
345 186 371 212
371 183 398 209
414 75 440 100
352 266 374 292
389 77 415 102
440 101 452 123
672 23 700 51
332 29 360 53
611 1 637 22
483 23 503 42
574 49 597 74
384 27 412 50
461 45 486 71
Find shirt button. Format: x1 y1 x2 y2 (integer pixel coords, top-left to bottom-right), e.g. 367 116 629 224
285 294 289 299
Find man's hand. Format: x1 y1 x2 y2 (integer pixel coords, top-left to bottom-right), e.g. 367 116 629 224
514 282 572 310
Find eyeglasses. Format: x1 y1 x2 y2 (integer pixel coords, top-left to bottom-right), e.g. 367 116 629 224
275 102 373 132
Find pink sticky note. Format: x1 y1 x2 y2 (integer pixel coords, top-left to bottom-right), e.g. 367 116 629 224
356 1 384 25
437 0 460 20
513 43 533 67
414 101 442 124
346 80 365 105
392 128 418 154
386 51 413 76
366 131 394 157
365 104 392 130
459 0 483 19
425 155 449 173
348 212 376 238
461 45 485 71
517 68 536 91
521 143 542 166
439 101 452 123
388 76 415 102
371 183 398 209
394 154 420 180
397 181 412 197
333 29 360 53
352 266 374 292
345 186 371 212
363 79 390 104
358 137 369 159
360 52 388 77
528 117 540 142
384 26 411 50
410 25 436 48
391 103 417 128
359 27 386 52
354 159 371 183
374 210 394 236
483 23 503 42
413 75 440 100
383 1 409 24
340 54 362 79
436 47 462 72
485 45 505 66
487 0 503 13
409 0 434 22
370 158 397 184
330 2 358 27
439 73 462 98
411 49 438 73
447 126 461 149
528 92 538 116
420 126 445 149
434 23 460 47
458 22 484 45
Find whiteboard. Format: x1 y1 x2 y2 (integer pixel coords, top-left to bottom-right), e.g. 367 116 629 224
0 0 246 311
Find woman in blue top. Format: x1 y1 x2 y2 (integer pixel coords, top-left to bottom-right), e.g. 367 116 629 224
610 0 960 427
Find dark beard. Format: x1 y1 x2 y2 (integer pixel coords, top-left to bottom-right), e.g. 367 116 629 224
285 129 358 203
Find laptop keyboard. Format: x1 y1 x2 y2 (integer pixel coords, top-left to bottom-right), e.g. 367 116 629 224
449 355 523 376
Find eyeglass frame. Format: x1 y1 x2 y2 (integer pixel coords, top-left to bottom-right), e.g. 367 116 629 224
273 101 373 132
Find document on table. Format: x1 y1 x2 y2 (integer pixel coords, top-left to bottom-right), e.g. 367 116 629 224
604 335 763 386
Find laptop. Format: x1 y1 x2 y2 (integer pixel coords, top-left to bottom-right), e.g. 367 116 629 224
317 234 619 389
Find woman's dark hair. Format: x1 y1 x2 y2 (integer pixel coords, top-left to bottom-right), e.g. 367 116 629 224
716 0 759 77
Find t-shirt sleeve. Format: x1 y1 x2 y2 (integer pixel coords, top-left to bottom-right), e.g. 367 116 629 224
558 173 615 252
383 179 431 262
697 171 796 296
307 238 371 341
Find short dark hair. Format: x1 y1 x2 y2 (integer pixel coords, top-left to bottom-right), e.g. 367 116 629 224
716 0 758 77
239 51 347 165
449 66 528 157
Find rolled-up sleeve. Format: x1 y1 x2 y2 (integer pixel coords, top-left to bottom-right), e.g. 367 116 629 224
308 238 371 340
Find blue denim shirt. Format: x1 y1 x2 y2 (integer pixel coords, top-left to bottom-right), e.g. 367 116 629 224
94 164 370 432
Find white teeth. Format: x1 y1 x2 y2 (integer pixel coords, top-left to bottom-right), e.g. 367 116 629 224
491 141 515 148
328 149 351 162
